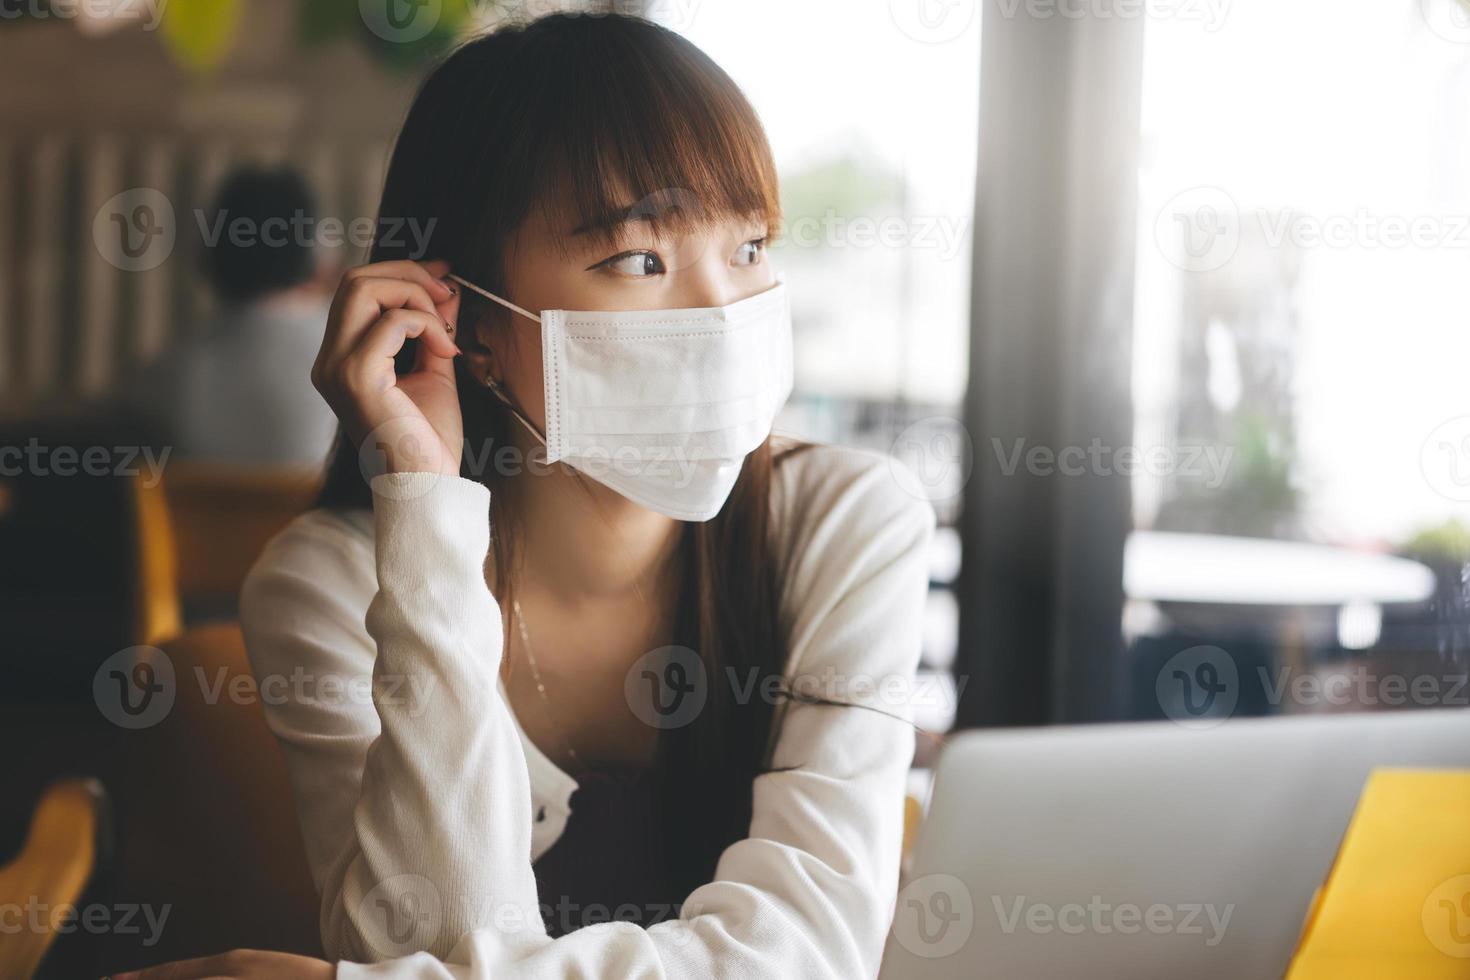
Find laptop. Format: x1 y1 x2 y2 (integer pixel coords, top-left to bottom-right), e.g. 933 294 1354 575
879 709 1470 979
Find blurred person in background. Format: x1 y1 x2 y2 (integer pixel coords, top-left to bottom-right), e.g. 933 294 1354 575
119 165 340 466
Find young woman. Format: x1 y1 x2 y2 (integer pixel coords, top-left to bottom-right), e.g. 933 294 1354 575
121 12 933 980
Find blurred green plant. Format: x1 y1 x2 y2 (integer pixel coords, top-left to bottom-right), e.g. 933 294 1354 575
299 0 478 72
774 150 903 244
1401 519 1470 565
0 0 483 73
1160 411 1302 539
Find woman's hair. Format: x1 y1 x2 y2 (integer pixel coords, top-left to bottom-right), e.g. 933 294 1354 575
317 12 801 893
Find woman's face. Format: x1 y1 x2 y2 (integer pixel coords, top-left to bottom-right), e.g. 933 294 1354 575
470 188 776 436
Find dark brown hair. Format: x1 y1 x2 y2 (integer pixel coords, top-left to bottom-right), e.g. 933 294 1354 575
317 12 800 893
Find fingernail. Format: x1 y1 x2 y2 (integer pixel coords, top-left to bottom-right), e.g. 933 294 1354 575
441 277 457 295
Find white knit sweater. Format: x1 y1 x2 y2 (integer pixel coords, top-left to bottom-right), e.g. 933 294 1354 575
239 443 935 979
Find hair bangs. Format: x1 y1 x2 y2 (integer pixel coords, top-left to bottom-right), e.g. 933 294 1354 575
523 16 782 251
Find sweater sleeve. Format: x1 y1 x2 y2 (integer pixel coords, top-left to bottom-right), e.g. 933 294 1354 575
240 473 544 962
242 458 934 980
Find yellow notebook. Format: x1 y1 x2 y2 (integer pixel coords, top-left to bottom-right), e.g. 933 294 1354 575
1286 768 1470 980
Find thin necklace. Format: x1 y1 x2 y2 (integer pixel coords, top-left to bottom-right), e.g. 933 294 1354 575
511 597 584 771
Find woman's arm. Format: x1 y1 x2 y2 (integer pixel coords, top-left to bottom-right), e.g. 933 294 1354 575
244 456 934 979
241 473 544 963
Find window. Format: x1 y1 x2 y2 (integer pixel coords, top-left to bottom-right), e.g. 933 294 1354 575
1129 0 1470 722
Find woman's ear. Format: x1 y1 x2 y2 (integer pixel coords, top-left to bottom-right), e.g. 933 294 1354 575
458 308 510 386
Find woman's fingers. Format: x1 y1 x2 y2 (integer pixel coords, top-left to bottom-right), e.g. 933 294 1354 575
308 258 468 476
325 275 443 356
347 258 454 303
111 949 333 980
112 951 230 978
426 284 462 381
346 309 452 390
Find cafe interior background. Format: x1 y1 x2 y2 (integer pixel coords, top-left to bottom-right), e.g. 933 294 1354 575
1 0 1468 975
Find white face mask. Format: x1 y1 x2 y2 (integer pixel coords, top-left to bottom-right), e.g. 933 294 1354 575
447 273 793 522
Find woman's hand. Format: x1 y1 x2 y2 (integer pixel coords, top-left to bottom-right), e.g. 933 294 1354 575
111 949 334 980
312 258 464 476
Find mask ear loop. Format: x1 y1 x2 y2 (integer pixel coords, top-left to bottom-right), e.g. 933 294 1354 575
447 273 541 323
445 273 550 449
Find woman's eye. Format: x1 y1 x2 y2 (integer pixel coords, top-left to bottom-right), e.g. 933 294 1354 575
734 238 766 266
601 250 666 278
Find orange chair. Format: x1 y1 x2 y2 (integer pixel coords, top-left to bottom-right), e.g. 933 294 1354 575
156 464 322 620
101 622 322 973
0 779 111 980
